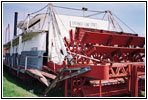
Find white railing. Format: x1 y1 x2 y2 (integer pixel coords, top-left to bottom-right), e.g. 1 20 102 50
24 56 51 70
24 51 102 70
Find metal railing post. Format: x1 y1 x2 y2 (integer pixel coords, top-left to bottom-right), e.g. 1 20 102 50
24 55 57 70
25 56 28 70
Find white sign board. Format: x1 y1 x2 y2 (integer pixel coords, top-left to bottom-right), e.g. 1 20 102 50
55 14 109 39
70 21 97 29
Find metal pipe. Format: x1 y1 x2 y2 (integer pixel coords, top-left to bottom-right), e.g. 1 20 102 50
8 24 10 41
14 12 18 37
25 56 28 70
5 27 8 43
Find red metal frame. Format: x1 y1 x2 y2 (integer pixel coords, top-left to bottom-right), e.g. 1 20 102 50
63 27 145 97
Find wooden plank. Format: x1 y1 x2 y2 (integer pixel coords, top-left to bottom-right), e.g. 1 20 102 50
26 70 41 79
26 69 50 86
42 65 57 74
39 71 56 79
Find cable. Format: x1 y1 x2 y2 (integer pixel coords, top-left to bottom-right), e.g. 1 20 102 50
67 51 100 62
86 12 105 17
87 9 106 13
112 12 138 34
102 13 106 20
41 7 49 30
108 12 123 32
53 5 82 11
30 4 48 15
53 5 105 13
53 7 69 33
21 15 29 28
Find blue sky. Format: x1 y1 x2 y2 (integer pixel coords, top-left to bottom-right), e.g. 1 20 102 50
3 2 145 43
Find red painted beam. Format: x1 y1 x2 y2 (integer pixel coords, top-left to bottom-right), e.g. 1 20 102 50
65 79 68 97
75 27 138 36
75 27 145 48
131 65 138 97
81 83 129 97
94 46 145 54
81 79 144 97
69 64 109 80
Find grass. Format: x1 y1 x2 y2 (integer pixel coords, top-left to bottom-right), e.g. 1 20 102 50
3 71 38 97
139 91 145 97
3 66 145 97
3 67 65 97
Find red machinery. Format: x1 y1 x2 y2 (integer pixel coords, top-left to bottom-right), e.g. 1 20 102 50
45 27 145 97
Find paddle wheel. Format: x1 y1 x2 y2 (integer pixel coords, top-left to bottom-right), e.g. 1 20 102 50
3 3 145 97
53 27 145 97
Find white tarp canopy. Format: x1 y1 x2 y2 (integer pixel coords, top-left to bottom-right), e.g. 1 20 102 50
47 4 109 65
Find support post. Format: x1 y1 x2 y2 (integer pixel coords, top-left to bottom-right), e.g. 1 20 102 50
65 79 68 97
5 27 8 43
131 65 138 97
70 78 73 97
128 64 131 92
25 56 28 70
8 24 10 41
99 80 102 97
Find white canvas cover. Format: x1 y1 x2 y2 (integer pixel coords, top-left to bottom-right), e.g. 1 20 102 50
47 5 109 65
48 7 70 65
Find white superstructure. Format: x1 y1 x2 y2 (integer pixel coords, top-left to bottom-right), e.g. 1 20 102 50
4 4 109 68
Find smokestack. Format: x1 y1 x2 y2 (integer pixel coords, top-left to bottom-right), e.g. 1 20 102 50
14 12 18 37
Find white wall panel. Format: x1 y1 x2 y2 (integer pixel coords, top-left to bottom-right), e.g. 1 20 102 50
22 32 46 51
55 14 109 39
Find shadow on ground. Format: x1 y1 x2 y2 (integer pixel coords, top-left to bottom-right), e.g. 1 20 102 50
3 66 65 97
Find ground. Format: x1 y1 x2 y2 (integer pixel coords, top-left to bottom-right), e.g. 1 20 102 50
3 68 65 97
3 67 145 97
3 71 37 97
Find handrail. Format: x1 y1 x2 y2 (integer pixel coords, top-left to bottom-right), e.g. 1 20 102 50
24 55 54 70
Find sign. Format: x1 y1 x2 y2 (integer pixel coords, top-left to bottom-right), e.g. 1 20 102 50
70 21 97 29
